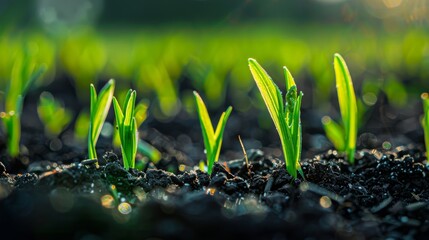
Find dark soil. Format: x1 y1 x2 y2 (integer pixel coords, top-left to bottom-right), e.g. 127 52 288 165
1 142 429 239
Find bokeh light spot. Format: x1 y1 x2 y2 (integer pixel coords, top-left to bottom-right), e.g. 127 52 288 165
101 195 115 209
320 196 332 208
118 202 132 215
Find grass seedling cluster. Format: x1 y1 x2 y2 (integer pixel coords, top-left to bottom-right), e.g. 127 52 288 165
0 51 45 157
322 54 358 164
113 90 138 170
112 97 161 165
193 91 232 175
248 58 303 179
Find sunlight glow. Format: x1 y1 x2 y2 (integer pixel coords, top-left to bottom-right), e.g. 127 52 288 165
383 0 403 8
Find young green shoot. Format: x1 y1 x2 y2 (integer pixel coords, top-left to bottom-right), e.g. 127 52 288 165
248 58 303 179
0 52 45 157
112 89 138 170
37 92 72 136
88 79 115 164
112 97 160 164
421 93 429 162
322 54 358 164
193 91 232 175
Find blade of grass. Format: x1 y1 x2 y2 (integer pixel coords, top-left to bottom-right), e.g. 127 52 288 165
248 59 283 134
193 91 215 159
209 106 232 173
193 91 232 174
321 116 346 151
88 79 115 161
333 53 357 163
248 58 303 179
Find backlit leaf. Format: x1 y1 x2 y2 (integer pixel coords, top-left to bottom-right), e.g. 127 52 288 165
333 54 357 163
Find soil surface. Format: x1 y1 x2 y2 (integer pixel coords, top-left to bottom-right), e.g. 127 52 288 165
1 141 429 239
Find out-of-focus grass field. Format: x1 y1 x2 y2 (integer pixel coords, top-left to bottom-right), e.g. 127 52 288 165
1 0 429 123
1 25 426 118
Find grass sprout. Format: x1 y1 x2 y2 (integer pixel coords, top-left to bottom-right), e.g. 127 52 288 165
113 89 138 169
421 93 429 161
37 91 72 136
193 91 232 175
88 79 115 163
322 53 358 164
112 96 161 165
248 58 304 179
113 98 148 147
0 51 45 156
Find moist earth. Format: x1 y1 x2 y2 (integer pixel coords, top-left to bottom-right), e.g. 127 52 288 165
1 144 428 239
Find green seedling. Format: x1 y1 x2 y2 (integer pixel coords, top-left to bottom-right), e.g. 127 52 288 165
421 93 429 162
113 97 161 165
132 102 161 164
248 58 304 179
193 91 232 175
37 92 72 136
113 99 148 147
112 89 138 170
88 79 115 164
0 51 45 157
322 54 357 164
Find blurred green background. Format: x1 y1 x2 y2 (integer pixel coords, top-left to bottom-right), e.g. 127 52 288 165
1 0 428 155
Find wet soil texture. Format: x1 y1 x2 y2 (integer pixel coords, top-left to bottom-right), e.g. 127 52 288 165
1 145 429 240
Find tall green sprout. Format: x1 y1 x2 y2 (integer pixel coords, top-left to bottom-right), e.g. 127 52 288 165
322 53 357 164
88 79 115 164
112 90 138 170
248 58 303 179
112 97 161 165
193 91 232 175
421 93 429 162
0 50 45 157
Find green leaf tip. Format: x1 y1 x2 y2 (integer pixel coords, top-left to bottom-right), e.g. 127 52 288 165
248 58 303 179
283 66 296 91
193 90 232 175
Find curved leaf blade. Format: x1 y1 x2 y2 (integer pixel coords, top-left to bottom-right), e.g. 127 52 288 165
334 53 357 163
